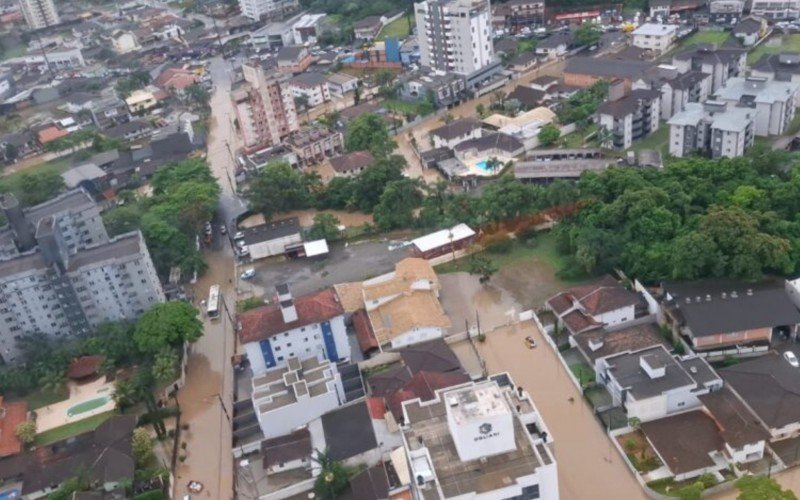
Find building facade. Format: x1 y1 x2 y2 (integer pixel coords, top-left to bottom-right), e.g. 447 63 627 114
233 64 299 152
714 76 799 137
239 0 298 21
749 0 799 19
632 23 678 54
19 0 59 29
668 101 755 158
598 88 661 151
415 0 495 76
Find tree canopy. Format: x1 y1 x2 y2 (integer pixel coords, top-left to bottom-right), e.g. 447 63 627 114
345 112 396 157
134 301 203 353
735 475 797 500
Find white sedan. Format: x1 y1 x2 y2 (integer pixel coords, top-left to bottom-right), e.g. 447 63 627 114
240 268 256 280
784 351 799 368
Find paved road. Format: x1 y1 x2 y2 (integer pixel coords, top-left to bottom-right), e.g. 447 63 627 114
478 322 647 500
172 55 244 500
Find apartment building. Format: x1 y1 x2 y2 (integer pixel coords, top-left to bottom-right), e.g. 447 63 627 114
19 0 59 29
749 0 799 19
714 76 799 136
709 0 745 23
751 52 800 84
415 0 500 87
286 127 344 166
287 73 330 108
648 68 710 119
251 355 345 439
671 44 746 93
401 375 559 499
233 63 299 152
0 192 164 363
598 84 661 150
632 23 678 54
668 101 755 158
239 0 298 21
493 0 545 33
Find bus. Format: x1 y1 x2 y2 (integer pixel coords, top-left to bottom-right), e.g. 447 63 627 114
207 284 221 319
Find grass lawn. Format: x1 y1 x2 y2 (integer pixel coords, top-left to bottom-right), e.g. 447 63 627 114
680 30 731 48
381 98 433 118
629 124 670 154
0 155 74 191
33 411 117 447
748 34 800 64
558 125 598 149
23 387 69 410
569 362 595 387
788 112 800 136
0 45 26 62
378 16 415 41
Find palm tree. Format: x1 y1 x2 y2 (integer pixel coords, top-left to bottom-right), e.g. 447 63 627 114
39 370 65 395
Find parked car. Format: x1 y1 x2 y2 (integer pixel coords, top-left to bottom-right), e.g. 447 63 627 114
240 268 256 280
524 336 537 349
784 351 799 368
233 231 245 240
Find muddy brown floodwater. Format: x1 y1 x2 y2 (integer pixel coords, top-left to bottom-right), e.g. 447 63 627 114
478 322 647 500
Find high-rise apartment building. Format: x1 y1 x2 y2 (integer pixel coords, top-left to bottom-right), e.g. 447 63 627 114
19 0 60 29
0 190 165 364
239 0 298 21
415 0 495 76
232 63 299 153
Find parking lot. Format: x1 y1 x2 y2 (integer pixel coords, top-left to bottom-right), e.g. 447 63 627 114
236 239 410 298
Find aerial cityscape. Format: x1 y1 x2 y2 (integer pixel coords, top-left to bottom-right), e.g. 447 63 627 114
2 0 800 498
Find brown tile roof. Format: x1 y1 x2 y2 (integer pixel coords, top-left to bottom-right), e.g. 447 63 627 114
566 275 640 316
366 397 386 419
238 288 344 344
699 386 769 448
67 355 105 380
353 308 379 354
261 428 311 469
37 126 69 144
640 410 724 476
363 258 439 302
387 371 470 420
0 397 27 457
399 339 462 374
155 67 198 90
367 290 451 345
329 151 374 173
334 282 366 313
573 322 668 363
546 293 573 315
561 309 601 335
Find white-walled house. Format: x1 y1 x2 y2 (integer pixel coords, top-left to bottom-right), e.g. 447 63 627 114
239 285 350 374
430 118 483 149
597 345 722 422
546 275 642 335
632 23 678 54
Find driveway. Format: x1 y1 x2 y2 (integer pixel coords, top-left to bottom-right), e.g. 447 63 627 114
477 322 647 500
239 239 411 298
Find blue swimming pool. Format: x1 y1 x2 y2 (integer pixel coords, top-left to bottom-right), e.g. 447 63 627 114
475 159 491 172
0 489 20 499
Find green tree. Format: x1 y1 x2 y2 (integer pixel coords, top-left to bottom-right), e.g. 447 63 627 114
113 378 138 409
350 155 406 212
12 170 66 206
735 475 797 500
15 420 36 444
345 113 396 157
538 124 561 146
245 161 314 220
312 450 350 499
131 427 154 467
115 69 152 98
308 213 341 241
373 179 422 230
134 302 203 353
468 254 498 283
39 369 65 394
184 84 210 110
476 103 486 118
102 205 142 237
574 23 602 46
152 347 179 383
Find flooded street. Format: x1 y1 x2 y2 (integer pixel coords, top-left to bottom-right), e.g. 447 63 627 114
478 322 646 500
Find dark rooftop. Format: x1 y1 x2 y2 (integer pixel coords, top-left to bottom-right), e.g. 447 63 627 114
241 217 301 246
605 345 699 400
573 322 669 363
453 132 524 155
699 386 769 448
640 410 723 475
430 118 482 141
321 401 378 461
261 428 311 469
565 56 652 80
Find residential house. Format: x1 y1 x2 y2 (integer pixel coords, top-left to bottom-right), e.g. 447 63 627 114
751 52 800 84
125 88 161 114
453 132 524 160
733 16 767 46
572 322 670 374
598 84 661 150
632 23 678 54
698 386 769 464
709 0 745 23
154 67 199 95
329 150 374 177
310 400 382 469
546 275 644 336
326 73 360 98
714 76 799 136
261 428 312 475
88 97 130 130
291 13 326 44
287 127 344 166
671 44 747 93
482 106 556 148
401 375 559 500
105 120 152 142
492 0 544 33
536 31 573 59
354 15 383 40
720 350 800 441
239 217 303 260
410 223 476 259
508 52 540 73
238 285 351 373
749 0 799 19
398 70 467 107
251 355 345 439
668 101 755 158
277 46 314 74
660 279 800 352
429 118 483 149
598 345 722 421
287 72 331 108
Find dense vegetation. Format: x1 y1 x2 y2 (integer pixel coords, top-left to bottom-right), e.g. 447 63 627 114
103 158 220 276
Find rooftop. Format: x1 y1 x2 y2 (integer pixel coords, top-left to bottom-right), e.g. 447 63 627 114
565 56 652 81
253 356 338 412
261 428 311 469
67 231 143 272
362 257 439 302
367 288 451 345
329 150 375 173
321 401 378 461
547 275 642 317
573 322 669 363
640 410 723 475
430 118 482 141
241 217 301 246
662 279 800 337
715 77 800 105
453 132 524 155
698 386 769 448
633 23 678 36
239 288 344 343
0 397 27 457
411 224 475 254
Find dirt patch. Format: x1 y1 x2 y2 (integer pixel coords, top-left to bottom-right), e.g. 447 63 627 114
239 209 374 229
617 430 663 474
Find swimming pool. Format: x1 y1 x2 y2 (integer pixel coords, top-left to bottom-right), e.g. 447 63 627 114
0 489 20 499
67 396 112 417
475 159 492 172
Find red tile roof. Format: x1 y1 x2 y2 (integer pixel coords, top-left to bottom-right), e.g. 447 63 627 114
238 288 344 344
0 397 28 457
366 397 386 420
37 126 69 144
387 371 470 420
329 151 375 173
562 309 602 335
353 309 379 354
67 355 106 380
155 67 199 90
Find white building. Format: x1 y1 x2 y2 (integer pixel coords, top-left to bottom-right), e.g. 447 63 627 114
632 23 678 54
668 101 755 158
239 285 350 374
713 76 799 137
429 118 483 149
19 0 59 29
401 375 559 499
671 44 747 93
291 13 326 44
22 47 84 71
326 73 360 98
251 355 345 439
239 0 298 21
287 73 331 108
233 63 299 152
0 190 164 364
597 88 661 150
415 0 495 76
546 274 642 335
598 345 722 422
749 0 799 19
239 217 302 260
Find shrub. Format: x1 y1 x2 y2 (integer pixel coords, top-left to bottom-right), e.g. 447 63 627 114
485 236 513 254
624 438 637 452
698 473 717 489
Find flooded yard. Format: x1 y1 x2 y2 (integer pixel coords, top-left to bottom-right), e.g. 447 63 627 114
238 209 374 229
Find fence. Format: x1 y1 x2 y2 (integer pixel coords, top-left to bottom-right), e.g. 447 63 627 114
160 341 190 401
694 345 769 360
532 310 583 392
